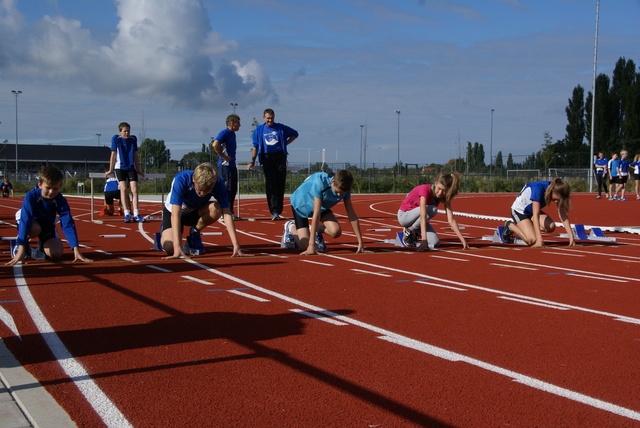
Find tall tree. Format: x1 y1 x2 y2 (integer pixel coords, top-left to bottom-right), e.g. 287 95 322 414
564 85 587 166
139 139 170 172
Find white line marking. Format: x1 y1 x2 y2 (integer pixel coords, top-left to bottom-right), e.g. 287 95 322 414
497 296 571 310
566 273 628 283
182 275 213 285
351 269 392 277
228 290 269 302
14 265 132 427
542 251 585 257
610 258 640 263
300 259 334 266
414 280 467 291
491 263 537 270
290 309 348 325
325 254 640 324
147 265 172 273
430 255 469 262
184 259 640 421
0 305 20 338
378 335 640 422
118 257 138 263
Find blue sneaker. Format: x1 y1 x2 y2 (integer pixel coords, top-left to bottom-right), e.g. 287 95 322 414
620 198 628 201
134 214 146 222
186 226 205 254
124 214 132 223
314 232 327 252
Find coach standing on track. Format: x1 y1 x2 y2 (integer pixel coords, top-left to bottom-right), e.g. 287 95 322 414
248 108 299 221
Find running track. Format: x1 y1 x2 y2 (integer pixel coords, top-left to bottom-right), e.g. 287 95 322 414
0 192 639 427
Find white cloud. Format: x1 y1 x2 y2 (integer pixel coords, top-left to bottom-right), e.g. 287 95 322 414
0 0 275 110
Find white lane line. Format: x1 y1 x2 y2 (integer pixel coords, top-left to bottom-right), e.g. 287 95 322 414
0 305 20 338
184 259 640 422
228 290 270 302
610 258 640 263
290 309 348 325
497 296 571 310
301 259 334 266
351 269 392 277
14 265 132 428
542 251 585 257
325 254 640 324
414 280 467 291
378 335 640 422
491 263 537 270
182 275 213 285
456 251 640 283
566 273 628 283
430 255 469 262
147 265 172 273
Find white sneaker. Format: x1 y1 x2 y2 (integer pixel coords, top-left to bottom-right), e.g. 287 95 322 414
280 220 296 249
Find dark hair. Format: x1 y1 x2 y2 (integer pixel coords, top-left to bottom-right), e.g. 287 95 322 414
38 166 64 185
226 114 240 126
263 108 275 117
334 170 354 192
118 122 131 131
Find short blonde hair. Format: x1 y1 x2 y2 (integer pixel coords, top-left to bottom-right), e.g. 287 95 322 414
193 163 217 191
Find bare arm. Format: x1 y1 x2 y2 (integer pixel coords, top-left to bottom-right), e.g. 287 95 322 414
445 202 469 249
344 198 368 253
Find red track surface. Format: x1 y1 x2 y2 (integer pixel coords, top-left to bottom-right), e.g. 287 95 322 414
1 192 639 427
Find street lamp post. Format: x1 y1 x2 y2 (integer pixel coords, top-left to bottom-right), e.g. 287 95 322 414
360 125 364 169
395 111 401 174
230 102 238 114
11 90 22 180
489 108 495 189
96 133 101 147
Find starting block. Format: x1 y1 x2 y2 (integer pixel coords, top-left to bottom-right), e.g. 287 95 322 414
384 232 408 247
560 224 616 243
481 226 527 245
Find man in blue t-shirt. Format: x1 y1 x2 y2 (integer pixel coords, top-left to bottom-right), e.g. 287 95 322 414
593 151 609 199
160 163 244 259
212 114 240 218
249 109 298 220
281 170 367 255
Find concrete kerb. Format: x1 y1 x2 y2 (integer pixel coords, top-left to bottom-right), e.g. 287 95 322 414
0 338 76 427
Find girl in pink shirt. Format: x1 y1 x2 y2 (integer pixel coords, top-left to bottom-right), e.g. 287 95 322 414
397 172 469 252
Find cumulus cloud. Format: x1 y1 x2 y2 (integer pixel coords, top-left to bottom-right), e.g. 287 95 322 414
0 0 275 110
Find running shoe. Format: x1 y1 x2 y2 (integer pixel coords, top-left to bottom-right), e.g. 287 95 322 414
595 195 601 199
134 214 146 222
99 206 108 216
613 196 619 201
620 197 628 201
315 232 327 252
501 220 514 244
272 213 283 221
187 226 205 253
402 228 418 247
124 214 132 223
280 220 296 249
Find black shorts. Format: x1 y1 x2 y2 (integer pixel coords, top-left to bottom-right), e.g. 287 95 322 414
511 209 548 224
634 173 640 181
161 205 210 231
292 208 332 230
104 189 121 205
38 222 58 246
115 169 139 183
610 176 619 184
619 175 628 184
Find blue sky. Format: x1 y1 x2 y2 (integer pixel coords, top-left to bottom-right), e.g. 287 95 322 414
1 0 639 169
